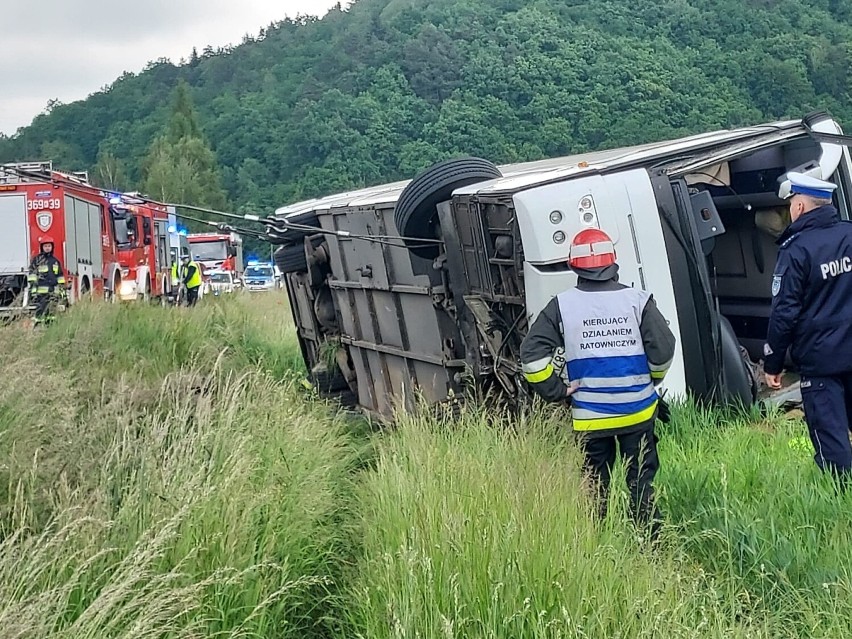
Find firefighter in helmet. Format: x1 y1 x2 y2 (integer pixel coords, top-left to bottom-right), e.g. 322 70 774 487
519 228 676 539
27 236 67 324
181 254 202 307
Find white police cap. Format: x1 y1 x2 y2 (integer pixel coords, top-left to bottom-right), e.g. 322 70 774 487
778 171 837 200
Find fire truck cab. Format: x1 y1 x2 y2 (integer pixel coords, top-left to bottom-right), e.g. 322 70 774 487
187 232 244 281
107 193 174 302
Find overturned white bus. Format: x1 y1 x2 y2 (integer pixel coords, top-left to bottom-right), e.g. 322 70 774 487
266 111 852 419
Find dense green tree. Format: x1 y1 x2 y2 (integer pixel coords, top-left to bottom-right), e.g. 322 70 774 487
1 0 850 225
401 23 463 103
142 82 228 209
93 150 130 191
39 140 86 172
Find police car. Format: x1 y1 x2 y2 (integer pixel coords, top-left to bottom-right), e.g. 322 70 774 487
243 262 279 292
266 111 852 419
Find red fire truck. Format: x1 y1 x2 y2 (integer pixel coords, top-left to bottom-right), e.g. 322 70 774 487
187 232 244 280
106 193 175 302
0 162 176 316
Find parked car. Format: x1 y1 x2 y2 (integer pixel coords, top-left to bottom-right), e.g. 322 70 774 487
207 270 237 295
243 263 278 292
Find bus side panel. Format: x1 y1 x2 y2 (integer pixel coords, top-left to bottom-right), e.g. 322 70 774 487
318 203 464 418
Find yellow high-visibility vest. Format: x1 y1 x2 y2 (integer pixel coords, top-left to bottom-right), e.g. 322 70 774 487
184 261 202 289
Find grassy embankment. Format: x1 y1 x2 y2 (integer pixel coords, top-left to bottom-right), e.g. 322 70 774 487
1 294 851 638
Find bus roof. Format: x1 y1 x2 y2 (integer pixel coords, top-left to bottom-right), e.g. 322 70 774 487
271 118 804 216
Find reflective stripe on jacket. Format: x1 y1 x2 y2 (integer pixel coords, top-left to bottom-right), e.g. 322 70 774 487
557 287 658 432
28 254 66 293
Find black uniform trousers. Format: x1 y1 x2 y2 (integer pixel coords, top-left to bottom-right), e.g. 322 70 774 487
33 294 56 321
577 422 662 536
185 286 200 307
800 373 852 479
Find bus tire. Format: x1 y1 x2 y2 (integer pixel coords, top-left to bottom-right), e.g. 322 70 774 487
274 244 308 274
394 157 502 258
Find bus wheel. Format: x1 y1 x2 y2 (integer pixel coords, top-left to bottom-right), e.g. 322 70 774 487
394 157 502 259
274 244 309 274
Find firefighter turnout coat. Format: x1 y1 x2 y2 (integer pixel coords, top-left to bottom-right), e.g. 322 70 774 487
27 253 66 296
520 278 676 436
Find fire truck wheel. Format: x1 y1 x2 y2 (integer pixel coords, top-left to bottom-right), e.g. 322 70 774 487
394 157 502 258
110 275 121 303
274 244 308 274
141 277 152 303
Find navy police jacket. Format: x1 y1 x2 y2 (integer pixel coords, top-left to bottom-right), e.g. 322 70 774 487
764 205 852 377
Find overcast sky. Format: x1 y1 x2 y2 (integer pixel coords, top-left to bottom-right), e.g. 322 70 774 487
0 0 348 136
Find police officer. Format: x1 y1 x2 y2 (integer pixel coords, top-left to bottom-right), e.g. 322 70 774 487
27 236 67 325
764 171 852 481
520 228 676 536
181 254 202 307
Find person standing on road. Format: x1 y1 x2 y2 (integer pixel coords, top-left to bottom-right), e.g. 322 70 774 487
764 171 852 483
27 236 67 325
520 228 676 538
181 255 202 307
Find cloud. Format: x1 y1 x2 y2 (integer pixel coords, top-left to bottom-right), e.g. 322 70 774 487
0 0 345 135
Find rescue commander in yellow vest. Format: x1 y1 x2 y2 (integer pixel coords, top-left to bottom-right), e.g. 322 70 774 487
181 254 202 307
520 228 676 538
27 236 67 325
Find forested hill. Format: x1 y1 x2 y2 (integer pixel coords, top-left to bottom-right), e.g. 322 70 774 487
1 0 850 217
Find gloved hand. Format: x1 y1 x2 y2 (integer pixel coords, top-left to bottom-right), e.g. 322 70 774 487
657 395 672 424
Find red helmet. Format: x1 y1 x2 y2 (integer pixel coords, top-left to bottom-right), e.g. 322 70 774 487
37 236 55 249
568 228 616 269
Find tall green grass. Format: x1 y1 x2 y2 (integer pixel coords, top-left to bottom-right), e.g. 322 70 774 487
0 295 355 638
3 294 852 637
661 403 852 637
40 294 305 383
347 400 852 638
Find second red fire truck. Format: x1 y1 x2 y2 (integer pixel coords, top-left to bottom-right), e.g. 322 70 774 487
187 232 244 281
